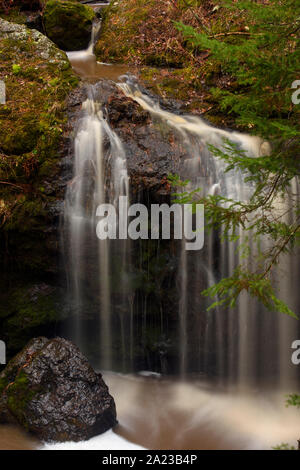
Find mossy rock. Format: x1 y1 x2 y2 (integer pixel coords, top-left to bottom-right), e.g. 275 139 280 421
0 337 48 424
44 0 95 51
0 337 117 442
0 18 78 247
0 113 39 155
0 18 80 362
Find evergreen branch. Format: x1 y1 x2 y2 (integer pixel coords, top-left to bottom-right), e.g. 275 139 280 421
261 222 300 279
241 174 282 214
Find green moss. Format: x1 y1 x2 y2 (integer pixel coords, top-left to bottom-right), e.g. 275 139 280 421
38 159 58 178
178 0 203 6
95 0 248 124
44 0 95 51
140 66 202 107
0 18 78 359
4 198 47 231
0 284 58 327
0 7 27 25
0 113 39 155
0 376 9 395
95 0 202 67
95 0 157 63
0 24 78 231
6 370 37 426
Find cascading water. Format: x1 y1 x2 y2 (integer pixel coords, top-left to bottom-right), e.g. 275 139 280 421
62 47 299 386
54 52 300 449
66 16 129 81
87 20 102 55
118 76 300 387
63 87 130 370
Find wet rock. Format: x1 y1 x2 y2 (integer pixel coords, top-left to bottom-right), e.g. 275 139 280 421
0 337 117 442
0 18 69 65
92 80 189 201
0 17 81 357
44 0 95 51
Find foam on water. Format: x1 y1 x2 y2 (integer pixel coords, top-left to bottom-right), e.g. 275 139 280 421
40 374 300 450
41 430 144 450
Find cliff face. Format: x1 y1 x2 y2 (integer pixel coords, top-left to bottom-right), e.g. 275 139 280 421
0 18 79 356
91 79 190 201
0 23 186 363
0 18 185 363
59 80 189 373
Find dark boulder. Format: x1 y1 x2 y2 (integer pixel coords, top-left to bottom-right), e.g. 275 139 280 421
0 337 117 442
44 0 95 51
91 80 189 202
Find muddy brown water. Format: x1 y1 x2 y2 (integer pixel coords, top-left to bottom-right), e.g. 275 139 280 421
106 375 300 451
1 374 299 450
0 425 38 450
66 51 130 83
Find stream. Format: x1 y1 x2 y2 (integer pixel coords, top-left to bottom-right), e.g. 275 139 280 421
2 373 300 450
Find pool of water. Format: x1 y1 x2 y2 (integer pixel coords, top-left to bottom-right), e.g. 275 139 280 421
67 50 130 82
1 374 299 450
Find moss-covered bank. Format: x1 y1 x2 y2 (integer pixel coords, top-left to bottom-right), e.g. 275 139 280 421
95 0 251 125
0 19 79 357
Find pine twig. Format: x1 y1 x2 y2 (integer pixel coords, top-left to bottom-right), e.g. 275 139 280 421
208 31 263 39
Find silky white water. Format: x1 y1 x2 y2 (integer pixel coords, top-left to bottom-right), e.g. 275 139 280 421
63 64 300 385
118 76 300 387
57 48 300 448
64 91 130 370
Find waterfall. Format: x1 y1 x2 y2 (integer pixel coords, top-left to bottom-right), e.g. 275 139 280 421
64 86 130 370
62 67 299 386
118 76 300 387
66 18 101 62
87 19 102 55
